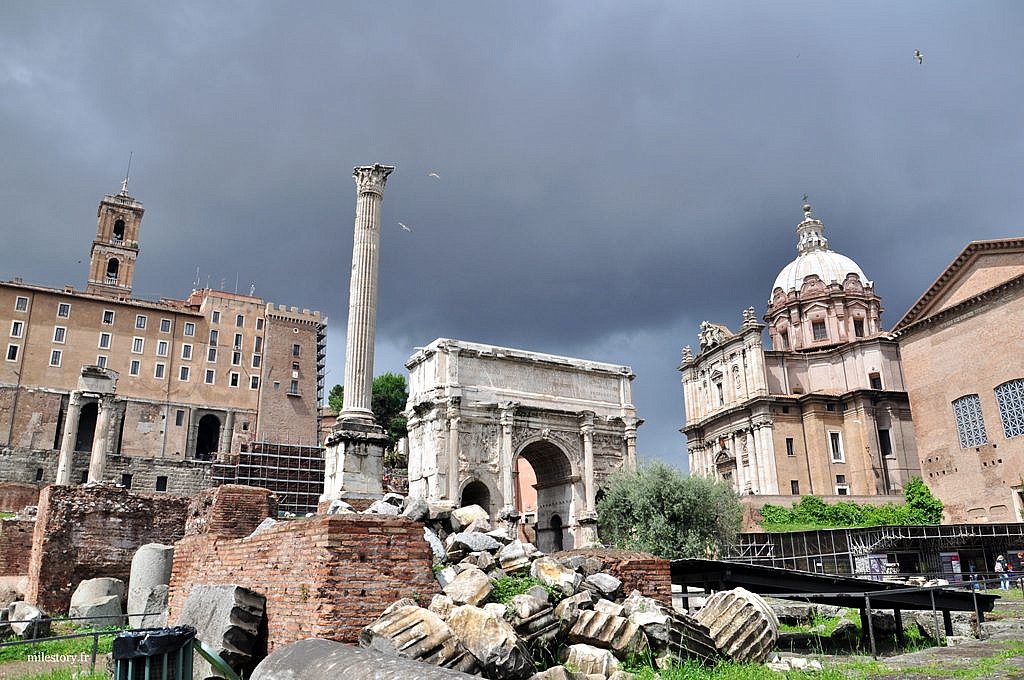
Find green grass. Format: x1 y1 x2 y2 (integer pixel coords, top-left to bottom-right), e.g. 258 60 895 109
8 672 107 680
982 586 1024 600
0 631 115 663
488 576 559 604
622 641 1024 679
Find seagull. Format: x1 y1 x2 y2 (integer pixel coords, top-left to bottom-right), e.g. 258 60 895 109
428 172 441 179
398 222 412 232
914 49 923 65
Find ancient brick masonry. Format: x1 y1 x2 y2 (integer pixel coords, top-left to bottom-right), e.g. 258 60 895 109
0 518 34 575
0 482 40 514
26 485 190 613
169 514 439 651
184 485 278 538
553 548 672 607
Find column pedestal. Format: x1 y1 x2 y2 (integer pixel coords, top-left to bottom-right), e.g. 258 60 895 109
321 417 388 504
574 510 602 548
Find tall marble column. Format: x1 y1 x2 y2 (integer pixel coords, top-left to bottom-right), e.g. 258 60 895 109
87 396 114 483
321 163 395 505
56 392 83 485
341 163 394 421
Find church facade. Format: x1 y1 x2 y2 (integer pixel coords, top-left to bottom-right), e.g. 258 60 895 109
680 204 919 497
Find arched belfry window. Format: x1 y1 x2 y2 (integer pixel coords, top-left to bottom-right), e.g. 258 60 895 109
952 394 987 448
995 379 1024 439
106 258 120 282
113 219 125 242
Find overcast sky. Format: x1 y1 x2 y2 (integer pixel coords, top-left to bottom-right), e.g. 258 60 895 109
2 1 1022 470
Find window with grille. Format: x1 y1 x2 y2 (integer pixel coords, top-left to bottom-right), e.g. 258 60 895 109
995 379 1024 439
812 321 827 341
952 394 988 447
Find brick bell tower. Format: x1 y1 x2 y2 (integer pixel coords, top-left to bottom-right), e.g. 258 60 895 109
86 169 144 298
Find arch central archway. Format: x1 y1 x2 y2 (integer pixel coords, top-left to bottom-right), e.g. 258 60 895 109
515 439 574 553
195 414 221 460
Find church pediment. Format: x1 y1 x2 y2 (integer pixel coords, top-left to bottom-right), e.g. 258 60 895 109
896 239 1024 331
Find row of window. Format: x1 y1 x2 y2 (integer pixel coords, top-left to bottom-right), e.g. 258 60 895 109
788 475 849 496
778 319 867 349
11 296 266 333
953 379 1024 447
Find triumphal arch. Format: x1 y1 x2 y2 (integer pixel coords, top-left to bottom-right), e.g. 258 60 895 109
404 338 639 551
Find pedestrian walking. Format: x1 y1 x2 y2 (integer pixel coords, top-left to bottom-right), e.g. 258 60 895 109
995 554 1009 590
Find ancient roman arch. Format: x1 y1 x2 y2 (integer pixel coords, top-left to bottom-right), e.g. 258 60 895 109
404 338 639 550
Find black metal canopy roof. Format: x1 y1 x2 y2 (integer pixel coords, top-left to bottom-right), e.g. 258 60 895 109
671 559 997 613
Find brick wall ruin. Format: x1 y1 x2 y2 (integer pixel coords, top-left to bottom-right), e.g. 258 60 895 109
0 482 40 513
0 518 35 575
184 485 278 538
169 514 438 651
554 548 672 606
26 484 190 613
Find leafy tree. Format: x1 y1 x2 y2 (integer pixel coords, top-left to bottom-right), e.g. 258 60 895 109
328 384 344 412
597 461 742 559
326 372 409 450
371 372 409 449
759 478 944 531
905 477 944 524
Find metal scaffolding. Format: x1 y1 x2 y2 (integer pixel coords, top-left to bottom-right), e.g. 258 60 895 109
212 441 324 515
724 523 1024 579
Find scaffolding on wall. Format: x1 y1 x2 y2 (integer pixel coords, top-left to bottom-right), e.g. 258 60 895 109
725 523 1024 579
212 441 324 515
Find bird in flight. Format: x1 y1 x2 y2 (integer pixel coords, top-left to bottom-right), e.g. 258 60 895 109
914 49 923 64
398 222 412 232
428 172 441 179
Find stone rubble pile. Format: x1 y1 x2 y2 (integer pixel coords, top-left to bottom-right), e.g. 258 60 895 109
358 500 779 680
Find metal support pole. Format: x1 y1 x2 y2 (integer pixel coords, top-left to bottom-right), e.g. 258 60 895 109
930 589 940 643
91 632 98 671
894 609 905 647
865 594 877 659
972 586 983 635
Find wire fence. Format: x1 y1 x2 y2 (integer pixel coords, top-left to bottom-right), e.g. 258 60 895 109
0 610 162 673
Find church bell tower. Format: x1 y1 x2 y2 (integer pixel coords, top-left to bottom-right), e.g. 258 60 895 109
85 176 144 298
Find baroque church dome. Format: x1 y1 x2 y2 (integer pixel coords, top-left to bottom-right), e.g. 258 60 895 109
769 203 871 300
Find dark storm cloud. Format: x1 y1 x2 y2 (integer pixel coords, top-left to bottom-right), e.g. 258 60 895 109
2 1 1023 466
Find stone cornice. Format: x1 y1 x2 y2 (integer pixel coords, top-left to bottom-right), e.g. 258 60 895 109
894 237 1024 331
895 270 1024 338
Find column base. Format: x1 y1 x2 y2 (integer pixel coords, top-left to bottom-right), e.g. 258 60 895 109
574 511 602 549
321 418 389 502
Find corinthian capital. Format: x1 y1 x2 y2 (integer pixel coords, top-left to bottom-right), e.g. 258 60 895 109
353 164 395 197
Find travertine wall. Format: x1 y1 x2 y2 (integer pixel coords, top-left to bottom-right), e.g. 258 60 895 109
0 447 213 496
0 518 35 575
169 515 438 650
26 485 190 613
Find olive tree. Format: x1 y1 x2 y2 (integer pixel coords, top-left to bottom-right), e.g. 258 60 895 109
597 461 742 559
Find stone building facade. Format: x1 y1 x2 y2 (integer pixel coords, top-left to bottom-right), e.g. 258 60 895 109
404 338 639 552
0 184 326 499
894 238 1024 522
681 204 919 498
